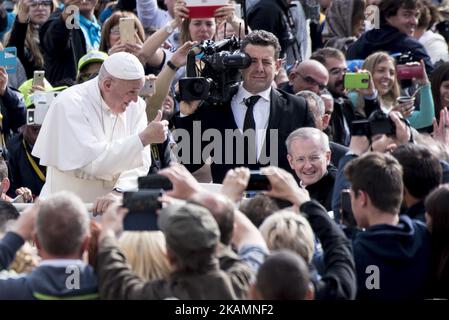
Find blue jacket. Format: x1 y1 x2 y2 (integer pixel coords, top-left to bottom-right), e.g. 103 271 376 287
354 215 431 299
0 86 26 143
0 232 98 300
347 25 434 75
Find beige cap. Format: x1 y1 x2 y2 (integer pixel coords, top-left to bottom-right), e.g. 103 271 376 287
103 52 145 80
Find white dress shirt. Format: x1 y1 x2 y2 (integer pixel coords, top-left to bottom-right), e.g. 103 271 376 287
231 86 271 160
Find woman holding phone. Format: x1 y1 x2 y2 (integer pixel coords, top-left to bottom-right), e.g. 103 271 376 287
350 51 435 130
139 0 246 73
137 0 247 111
99 11 146 58
5 0 58 78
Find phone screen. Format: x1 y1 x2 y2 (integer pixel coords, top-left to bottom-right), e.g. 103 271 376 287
26 109 35 125
138 174 172 191
246 171 271 191
123 190 162 231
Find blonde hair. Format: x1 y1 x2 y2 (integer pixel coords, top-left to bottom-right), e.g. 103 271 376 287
5 0 58 69
259 210 315 263
0 232 40 274
118 231 172 281
356 51 400 115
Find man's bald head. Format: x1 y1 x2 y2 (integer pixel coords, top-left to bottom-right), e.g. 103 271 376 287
289 60 329 94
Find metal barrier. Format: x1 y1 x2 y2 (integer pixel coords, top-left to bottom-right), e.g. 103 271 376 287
12 203 94 213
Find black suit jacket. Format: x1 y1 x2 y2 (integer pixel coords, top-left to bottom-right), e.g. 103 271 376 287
174 87 315 182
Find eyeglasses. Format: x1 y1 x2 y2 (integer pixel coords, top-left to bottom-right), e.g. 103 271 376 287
78 72 98 83
296 73 327 91
109 27 120 36
329 67 348 76
294 154 325 165
30 1 52 8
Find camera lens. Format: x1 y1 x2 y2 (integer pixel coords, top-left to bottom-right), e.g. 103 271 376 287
192 80 205 94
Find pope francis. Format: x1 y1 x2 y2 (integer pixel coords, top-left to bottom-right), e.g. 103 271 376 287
33 52 168 212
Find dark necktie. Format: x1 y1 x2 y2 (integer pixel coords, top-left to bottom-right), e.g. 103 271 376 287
243 95 261 132
243 95 261 164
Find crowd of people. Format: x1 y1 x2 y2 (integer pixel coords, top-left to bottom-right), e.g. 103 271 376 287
0 0 449 300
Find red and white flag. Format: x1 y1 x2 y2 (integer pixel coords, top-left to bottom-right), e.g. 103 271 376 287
186 0 227 19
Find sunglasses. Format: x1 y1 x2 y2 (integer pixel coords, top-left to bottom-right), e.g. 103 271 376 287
296 73 326 91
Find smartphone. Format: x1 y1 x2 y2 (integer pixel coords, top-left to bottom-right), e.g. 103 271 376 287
26 109 35 125
119 17 135 45
139 78 156 96
123 189 163 231
246 170 271 191
33 70 45 88
0 47 17 74
138 174 172 191
234 4 242 19
11 194 25 204
186 0 227 19
396 64 424 80
343 72 370 89
340 189 357 228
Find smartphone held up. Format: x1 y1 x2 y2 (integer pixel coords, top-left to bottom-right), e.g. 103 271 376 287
119 17 136 45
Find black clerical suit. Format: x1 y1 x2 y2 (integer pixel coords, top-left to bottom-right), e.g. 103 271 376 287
174 87 315 183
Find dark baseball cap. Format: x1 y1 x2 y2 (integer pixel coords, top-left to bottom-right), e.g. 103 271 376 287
158 202 220 257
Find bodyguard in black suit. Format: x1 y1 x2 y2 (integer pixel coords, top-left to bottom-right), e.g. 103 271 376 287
174 31 314 183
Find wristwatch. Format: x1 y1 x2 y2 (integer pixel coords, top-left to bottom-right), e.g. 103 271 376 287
167 60 179 71
165 22 175 34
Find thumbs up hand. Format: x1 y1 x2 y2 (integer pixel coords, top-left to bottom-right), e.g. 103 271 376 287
139 110 169 146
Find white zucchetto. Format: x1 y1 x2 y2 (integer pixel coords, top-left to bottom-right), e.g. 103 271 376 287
103 52 145 80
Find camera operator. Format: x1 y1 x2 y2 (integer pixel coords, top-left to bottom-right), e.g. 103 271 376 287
174 30 315 183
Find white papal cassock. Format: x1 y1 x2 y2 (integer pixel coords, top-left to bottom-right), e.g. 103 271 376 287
32 77 151 202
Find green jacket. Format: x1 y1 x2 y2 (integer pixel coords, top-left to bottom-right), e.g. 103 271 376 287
96 235 250 300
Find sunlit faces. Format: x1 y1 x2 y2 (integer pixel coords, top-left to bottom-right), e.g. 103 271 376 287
103 78 144 114
241 44 282 94
372 59 396 96
29 0 52 25
385 6 420 36
77 0 98 15
287 137 331 186
290 67 328 94
324 57 347 97
189 18 216 42
439 80 449 107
